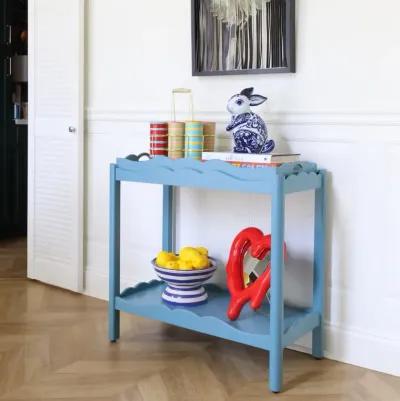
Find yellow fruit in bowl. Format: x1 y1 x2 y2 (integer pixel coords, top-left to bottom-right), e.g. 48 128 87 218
196 247 208 256
179 246 194 254
165 261 179 270
156 251 176 268
192 255 210 270
178 259 193 270
179 247 200 262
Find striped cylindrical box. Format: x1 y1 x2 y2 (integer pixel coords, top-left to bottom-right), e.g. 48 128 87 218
202 122 216 152
185 121 204 160
150 122 168 156
168 121 185 159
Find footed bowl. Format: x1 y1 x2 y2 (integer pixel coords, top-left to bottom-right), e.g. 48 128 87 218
151 258 217 306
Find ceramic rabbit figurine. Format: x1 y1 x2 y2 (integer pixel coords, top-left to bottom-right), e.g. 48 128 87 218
226 88 275 154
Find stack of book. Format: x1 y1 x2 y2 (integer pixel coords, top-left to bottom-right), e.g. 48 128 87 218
201 152 300 168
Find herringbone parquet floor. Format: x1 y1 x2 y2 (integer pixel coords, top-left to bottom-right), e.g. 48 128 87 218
0 238 26 278
0 240 399 400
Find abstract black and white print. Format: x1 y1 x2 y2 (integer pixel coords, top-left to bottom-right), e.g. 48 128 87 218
193 0 290 74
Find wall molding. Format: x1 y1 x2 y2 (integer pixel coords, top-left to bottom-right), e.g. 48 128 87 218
86 108 400 145
84 268 400 377
86 108 400 127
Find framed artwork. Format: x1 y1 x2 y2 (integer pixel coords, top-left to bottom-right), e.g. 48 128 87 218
191 0 295 76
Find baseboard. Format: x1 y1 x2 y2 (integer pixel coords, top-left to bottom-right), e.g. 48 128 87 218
288 325 400 377
84 269 400 377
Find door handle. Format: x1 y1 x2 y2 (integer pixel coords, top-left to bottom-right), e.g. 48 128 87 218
68 126 76 133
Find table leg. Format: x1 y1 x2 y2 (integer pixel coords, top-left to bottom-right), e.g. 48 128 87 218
109 164 120 342
163 185 174 252
269 177 285 393
312 170 326 358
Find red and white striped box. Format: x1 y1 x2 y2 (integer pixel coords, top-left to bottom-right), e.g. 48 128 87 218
150 122 168 156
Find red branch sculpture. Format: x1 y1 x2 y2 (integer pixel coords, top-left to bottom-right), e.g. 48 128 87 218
226 227 286 321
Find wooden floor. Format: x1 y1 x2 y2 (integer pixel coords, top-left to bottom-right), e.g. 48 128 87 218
0 243 399 400
0 238 26 278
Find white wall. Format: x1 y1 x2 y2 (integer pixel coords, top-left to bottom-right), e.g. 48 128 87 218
84 0 400 376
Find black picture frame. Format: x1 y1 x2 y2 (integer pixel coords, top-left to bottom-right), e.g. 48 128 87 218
191 0 296 76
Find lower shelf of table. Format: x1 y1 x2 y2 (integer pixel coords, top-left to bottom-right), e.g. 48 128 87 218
115 281 320 351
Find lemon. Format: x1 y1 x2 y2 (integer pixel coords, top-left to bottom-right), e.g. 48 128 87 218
192 255 210 269
156 251 176 268
178 260 193 270
196 247 208 256
179 247 200 262
179 246 195 254
165 261 179 270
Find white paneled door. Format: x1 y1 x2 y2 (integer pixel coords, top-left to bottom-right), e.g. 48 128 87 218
28 0 84 291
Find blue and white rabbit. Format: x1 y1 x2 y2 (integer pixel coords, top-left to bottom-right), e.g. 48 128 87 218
226 87 275 154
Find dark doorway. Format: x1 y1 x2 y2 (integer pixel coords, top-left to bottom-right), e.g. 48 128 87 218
0 0 28 240
0 0 28 279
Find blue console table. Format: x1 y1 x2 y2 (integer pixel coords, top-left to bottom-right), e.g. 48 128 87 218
109 156 326 393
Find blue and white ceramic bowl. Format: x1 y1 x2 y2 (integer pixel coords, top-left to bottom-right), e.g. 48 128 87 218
152 258 217 306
